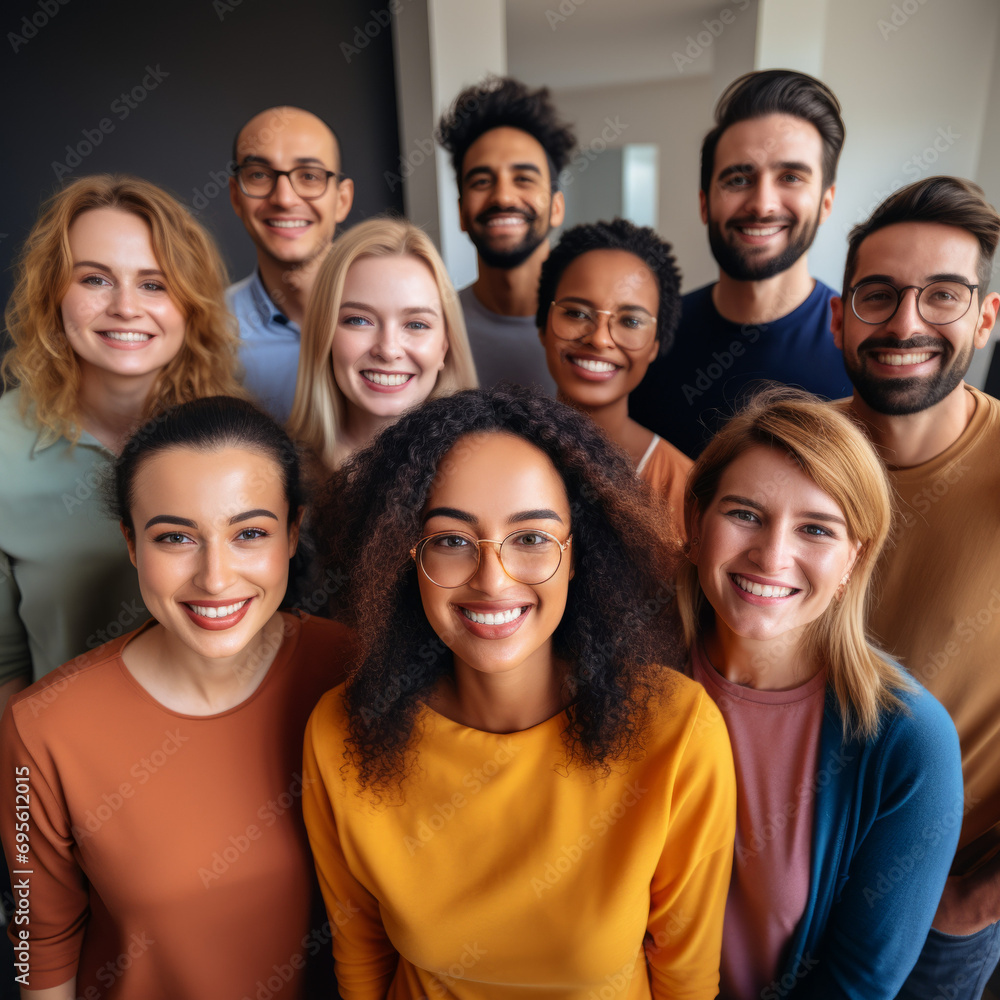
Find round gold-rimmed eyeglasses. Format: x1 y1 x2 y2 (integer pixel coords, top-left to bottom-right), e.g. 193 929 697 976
549 299 657 351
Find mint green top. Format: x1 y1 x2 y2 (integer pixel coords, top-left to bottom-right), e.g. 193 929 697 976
0 389 148 683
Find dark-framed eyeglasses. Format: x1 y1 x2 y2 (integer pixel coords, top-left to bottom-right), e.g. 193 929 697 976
849 280 979 326
235 163 341 199
549 300 657 351
410 529 572 589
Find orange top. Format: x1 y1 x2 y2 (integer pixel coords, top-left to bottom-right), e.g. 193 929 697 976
637 433 692 540
1 611 353 998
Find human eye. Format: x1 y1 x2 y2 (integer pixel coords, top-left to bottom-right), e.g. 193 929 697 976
800 523 834 538
81 274 111 287
235 527 269 541
430 533 472 550
558 304 592 322
246 166 272 181
340 313 374 328
511 529 555 549
722 173 751 189
618 312 648 330
724 508 759 524
139 280 166 292
154 531 193 545
404 319 432 333
858 284 895 304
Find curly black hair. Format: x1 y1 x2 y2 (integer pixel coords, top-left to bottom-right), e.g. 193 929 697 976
436 76 577 192
536 218 683 358
315 385 682 792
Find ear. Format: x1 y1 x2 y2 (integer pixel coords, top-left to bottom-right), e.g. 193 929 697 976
830 295 845 351
287 507 305 558
974 291 1000 350
121 521 138 569
699 189 708 226
819 184 836 225
334 177 354 224
549 189 566 228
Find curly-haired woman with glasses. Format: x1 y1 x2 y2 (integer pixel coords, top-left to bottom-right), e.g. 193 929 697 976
303 385 737 1000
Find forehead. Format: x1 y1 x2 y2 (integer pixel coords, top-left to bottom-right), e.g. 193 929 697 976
132 446 288 519
236 108 339 169
850 222 981 284
68 208 155 258
556 249 658 307
427 432 569 517
343 253 441 302
462 126 551 182
715 444 843 514
713 113 824 176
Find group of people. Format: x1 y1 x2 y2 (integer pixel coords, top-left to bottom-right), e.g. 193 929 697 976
0 65 996 1000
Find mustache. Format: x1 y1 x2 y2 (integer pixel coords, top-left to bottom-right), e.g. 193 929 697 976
859 335 948 353
476 206 537 225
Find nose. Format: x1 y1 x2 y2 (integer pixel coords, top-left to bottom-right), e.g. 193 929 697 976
580 310 616 350
748 526 794 575
743 173 780 218
883 286 925 337
193 539 236 595
269 172 300 207
370 323 405 361
469 540 510 593
108 282 141 319
491 172 518 207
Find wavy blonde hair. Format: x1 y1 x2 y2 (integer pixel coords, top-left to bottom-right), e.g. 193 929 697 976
288 216 478 470
2 174 243 443
676 388 910 740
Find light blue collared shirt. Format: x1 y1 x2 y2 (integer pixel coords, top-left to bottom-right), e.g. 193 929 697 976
226 270 301 424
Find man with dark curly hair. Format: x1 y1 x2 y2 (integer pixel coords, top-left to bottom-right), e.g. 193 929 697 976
436 76 576 393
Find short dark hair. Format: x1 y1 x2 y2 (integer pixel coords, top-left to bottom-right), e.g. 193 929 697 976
231 105 342 171
843 175 1000 295
316 385 682 791
699 70 845 195
111 395 305 538
436 76 576 192
536 218 683 357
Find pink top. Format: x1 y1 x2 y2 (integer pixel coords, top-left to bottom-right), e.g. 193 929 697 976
689 643 826 1000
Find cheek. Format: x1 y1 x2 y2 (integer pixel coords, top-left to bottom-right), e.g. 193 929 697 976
414 333 449 373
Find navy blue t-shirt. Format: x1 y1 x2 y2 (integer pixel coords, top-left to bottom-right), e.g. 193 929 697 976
630 279 851 458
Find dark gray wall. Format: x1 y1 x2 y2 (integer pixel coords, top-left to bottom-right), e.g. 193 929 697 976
1 0 403 338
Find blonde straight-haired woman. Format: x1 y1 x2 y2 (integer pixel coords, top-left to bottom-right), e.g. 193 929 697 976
676 388 963 999
0 174 243 702
288 216 477 471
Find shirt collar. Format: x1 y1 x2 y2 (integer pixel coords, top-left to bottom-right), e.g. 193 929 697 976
249 269 293 327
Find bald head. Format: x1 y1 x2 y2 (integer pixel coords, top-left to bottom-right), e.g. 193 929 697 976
232 106 341 173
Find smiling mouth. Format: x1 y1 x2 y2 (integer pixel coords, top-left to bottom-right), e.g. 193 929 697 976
266 219 310 229
737 225 784 237
187 600 248 619
872 351 936 366
362 371 413 387
100 331 152 343
570 357 619 373
732 574 798 598
461 606 529 625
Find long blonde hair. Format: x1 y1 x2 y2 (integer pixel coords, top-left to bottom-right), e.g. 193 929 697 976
288 216 478 470
676 388 910 740
2 174 243 444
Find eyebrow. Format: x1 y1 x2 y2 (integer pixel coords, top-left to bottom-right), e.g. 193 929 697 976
462 162 542 184
423 506 565 526
340 302 440 316
240 154 331 167
854 272 975 286
557 295 654 315
73 261 165 277
144 509 278 530
717 160 813 180
719 494 846 526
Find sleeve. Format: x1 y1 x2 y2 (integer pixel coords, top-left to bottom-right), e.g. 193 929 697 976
0 552 32 686
0 701 88 989
302 698 399 1000
646 688 737 1000
786 693 964 999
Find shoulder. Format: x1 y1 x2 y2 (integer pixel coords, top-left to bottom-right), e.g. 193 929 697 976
646 671 733 766
0 390 37 454
678 283 716 315
225 271 256 307
812 278 839 303
881 676 960 756
304 681 350 754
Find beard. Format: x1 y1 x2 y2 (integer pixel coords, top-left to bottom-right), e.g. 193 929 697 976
844 335 974 415
707 204 822 281
468 208 551 270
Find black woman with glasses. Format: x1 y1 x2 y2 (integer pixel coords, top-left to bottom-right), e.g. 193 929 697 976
537 219 691 540
303 385 737 1000
227 105 354 423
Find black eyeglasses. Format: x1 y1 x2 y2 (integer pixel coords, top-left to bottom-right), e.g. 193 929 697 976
849 280 979 326
235 163 341 199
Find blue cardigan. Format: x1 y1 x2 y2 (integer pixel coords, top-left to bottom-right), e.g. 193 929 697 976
770 680 963 999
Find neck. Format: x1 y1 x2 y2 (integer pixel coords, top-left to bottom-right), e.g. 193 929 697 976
559 392 651 468
713 258 815 325
257 250 328 327
472 241 551 317
76 366 158 453
128 613 285 715
336 405 396 466
704 620 819 691
847 383 975 468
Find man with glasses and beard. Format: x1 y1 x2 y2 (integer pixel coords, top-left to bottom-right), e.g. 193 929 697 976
437 77 576 392
832 176 1000 999
630 70 851 457
227 105 354 422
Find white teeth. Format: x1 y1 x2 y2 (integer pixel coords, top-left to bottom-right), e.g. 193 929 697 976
363 371 412 386
188 600 247 618
875 352 934 366
267 219 309 228
740 226 782 236
733 575 794 598
486 217 526 226
462 607 526 625
571 357 618 373
103 331 151 343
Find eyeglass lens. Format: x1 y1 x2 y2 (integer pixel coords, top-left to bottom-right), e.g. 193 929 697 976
551 302 655 350
852 281 974 325
418 530 564 587
239 165 331 199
